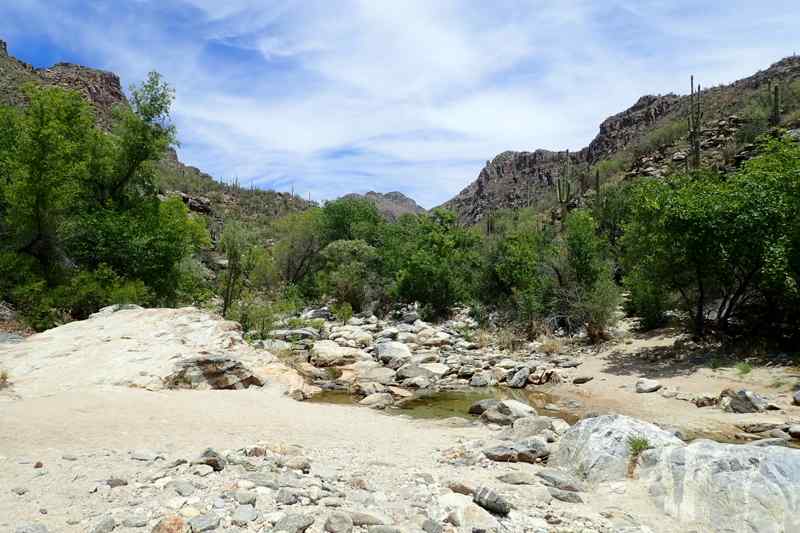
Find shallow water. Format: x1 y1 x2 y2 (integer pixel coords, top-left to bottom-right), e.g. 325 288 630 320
310 386 580 424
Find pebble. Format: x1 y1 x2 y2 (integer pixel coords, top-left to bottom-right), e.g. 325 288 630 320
11 486 28 495
324 511 354 533
187 514 220 532
232 504 257 525
90 517 115 533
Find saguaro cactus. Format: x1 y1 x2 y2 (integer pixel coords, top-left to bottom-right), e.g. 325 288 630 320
769 83 782 127
688 75 703 170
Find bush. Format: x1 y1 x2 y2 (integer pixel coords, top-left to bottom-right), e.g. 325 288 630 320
624 268 670 330
331 301 353 323
317 239 382 312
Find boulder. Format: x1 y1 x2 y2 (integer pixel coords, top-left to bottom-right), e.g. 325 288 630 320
635 378 662 393
719 389 769 413
396 364 434 381
440 493 499 530
359 393 394 410
550 414 684 483
468 399 499 415
507 367 530 388
419 362 449 379
165 356 263 390
473 486 511 516
375 342 412 367
793 390 800 406
641 439 800 533
310 341 369 367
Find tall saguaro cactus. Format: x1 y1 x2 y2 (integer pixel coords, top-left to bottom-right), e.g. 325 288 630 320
769 83 782 127
554 150 574 217
688 75 703 171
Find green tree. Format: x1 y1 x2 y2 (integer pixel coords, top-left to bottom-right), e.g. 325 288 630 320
317 239 382 312
321 197 383 243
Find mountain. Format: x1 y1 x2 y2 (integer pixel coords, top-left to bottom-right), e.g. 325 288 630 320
0 38 312 231
442 56 800 224
340 191 426 220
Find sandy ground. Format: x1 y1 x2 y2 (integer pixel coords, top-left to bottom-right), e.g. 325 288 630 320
551 330 800 440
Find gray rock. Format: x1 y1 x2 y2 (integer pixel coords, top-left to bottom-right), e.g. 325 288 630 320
793 390 800 406
641 439 800 533
469 372 493 387
11 487 27 495
467 399 499 415
483 446 518 462
550 414 684 483
473 486 511 516
234 490 256 505
376 342 412 367
276 487 303 505
788 425 800 439
91 517 116 533
508 367 530 388
348 511 387 526
232 505 257 526
572 375 594 384
719 389 769 413
173 480 195 497
15 524 48 533
359 393 394 410
750 437 790 447
396 365 434 381
274 514 315 533
188 514 220 532
535 468 585 492
497 472 539 485
193 448 225 471
366 528 402 533
131 449 161 461
514 437 551 463
421 519 442 533
635 378 662 393
480 406 514 426
548 487 584 503
324 512 353 533
122 515 148 528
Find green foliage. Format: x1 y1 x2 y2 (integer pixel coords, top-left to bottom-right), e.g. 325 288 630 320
0 75 208 328
317 239 381 312
331 301 354 323
395 209 483 318
321 196 383 243
735 361 753 375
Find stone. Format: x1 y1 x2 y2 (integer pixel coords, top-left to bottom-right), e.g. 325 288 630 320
788 425 800 439
548 487 584 503
508 367 530 388
635 378 662 393
187 514 220 532
348 511 388 526
311 341 368 367
131 449 161 461
641 439 800 533
691 393 718 407
535 469 585 492
324 512 354 533
193 448 225 471
497 472 539 485
232 505 257 526
366 527 402 533
504 416 555 440
419 362 449 379
234 490 256 505
396 365 435 381
376 342 412 367
152 516 188 533
500 399 536 418
14 525 48 533
123 515 148 528
473 486 511 516
551 414 684 483
793 390 800 406
467 399 499 415
274 513 315 533
513 437 551 463
468 372 493 387
91 517 116 533
173 480 195 497
719 389 769 413
483 446 519 462
480 406 514 426
572 375 594 384
276 487 303 505
440 493 498 530
359 393 394 409
11 487 28 495
421 520 442 533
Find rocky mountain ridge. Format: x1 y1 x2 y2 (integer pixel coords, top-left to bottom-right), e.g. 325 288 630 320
443 56 800 224
340 190 426 219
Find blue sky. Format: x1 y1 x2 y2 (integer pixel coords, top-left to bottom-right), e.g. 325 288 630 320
2 1 799 207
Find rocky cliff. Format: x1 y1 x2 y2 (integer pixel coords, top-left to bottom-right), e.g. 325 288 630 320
340 190 426 220
443 56 800 224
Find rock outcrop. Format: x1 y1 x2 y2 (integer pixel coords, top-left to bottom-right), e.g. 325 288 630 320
442 56 800 224
340 191 426 220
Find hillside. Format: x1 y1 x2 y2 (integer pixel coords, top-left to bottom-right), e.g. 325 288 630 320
443 56 800 224
340 190 426 219
0 38 312 231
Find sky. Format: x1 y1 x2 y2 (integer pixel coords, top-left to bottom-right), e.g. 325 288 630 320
1 1 799 207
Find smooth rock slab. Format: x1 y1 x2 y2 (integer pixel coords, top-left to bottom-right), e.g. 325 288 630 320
635 378 661 393
188 514 220 532
232 505 257 525
324 512 353 533
274 514 315 533
15 525 48 533
550 414 684 483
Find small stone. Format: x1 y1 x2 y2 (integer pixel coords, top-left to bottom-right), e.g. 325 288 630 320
107 477 128 488
467 399 499 415
187 514 220 532
152 515 188 533
131 449 162 462
367 527 402 533
62 454 78 461
324 511 353 533
274 513 315 533
788 425 800 439
234 490 256 505
497 472 539 485
348 511 387 526
173 481 195 497
123 515 148 528
572 376 593 384
793 391 800 406
549 487 584 503
508 367 530 388
231 505 257 526
14 524 48 533
422 519 442 533
447 480 475 495
11 487 28 496
473 486 511 516
193 449 225 471
635 378 662 393
90 517 116 533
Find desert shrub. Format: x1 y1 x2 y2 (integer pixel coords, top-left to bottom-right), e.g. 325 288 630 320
331 301 353 323
317 239 382 312
624 268 670 330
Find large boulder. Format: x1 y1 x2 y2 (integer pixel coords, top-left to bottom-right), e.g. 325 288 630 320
550 414 684 483
310 341 370 367
641 440 800 533
719 389 769 413
375 342 412 368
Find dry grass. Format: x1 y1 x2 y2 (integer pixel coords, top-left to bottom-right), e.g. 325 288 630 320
496 328 519 351
539 336 563 355
474 329 492 349
0 368 9 389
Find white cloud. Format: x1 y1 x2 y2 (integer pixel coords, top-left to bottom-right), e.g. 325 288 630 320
2 0 799 207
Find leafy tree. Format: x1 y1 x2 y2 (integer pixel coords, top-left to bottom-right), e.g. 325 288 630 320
317 239 382 312
320 196 383 243
396 209 482 318
271 208 326 287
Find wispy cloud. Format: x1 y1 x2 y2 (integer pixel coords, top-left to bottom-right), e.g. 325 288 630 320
2 0 799 207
